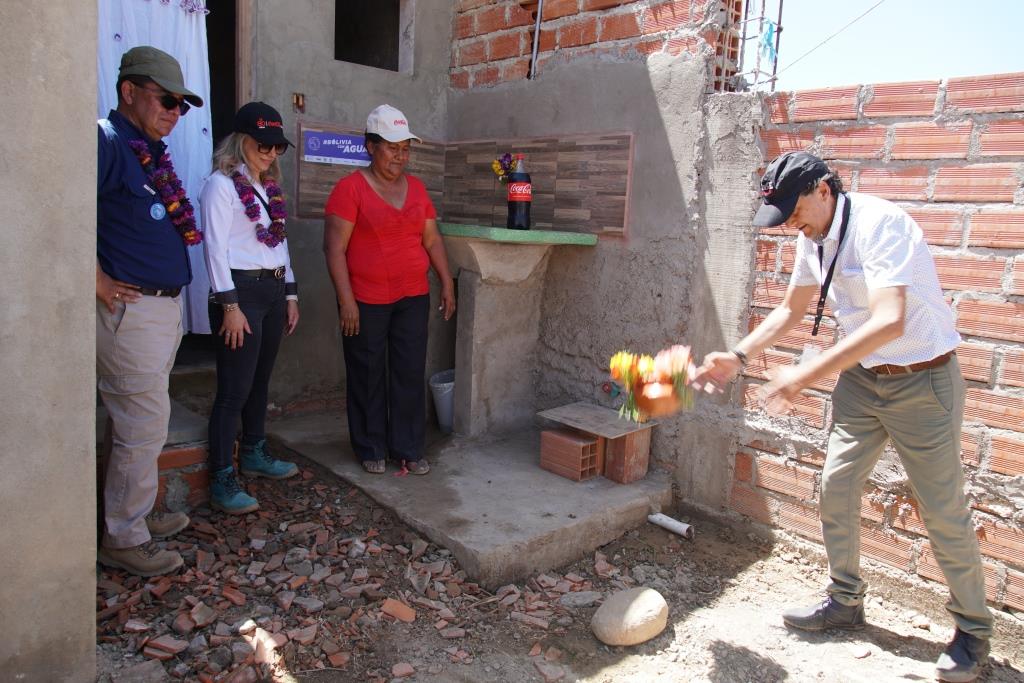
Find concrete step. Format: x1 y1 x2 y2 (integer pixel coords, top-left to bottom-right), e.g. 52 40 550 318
96 398 208 448
267 412 672 589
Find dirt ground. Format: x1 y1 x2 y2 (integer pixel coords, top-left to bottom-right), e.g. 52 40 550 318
97 450 1024 683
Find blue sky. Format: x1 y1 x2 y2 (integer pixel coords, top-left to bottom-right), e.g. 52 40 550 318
756 0 1024 91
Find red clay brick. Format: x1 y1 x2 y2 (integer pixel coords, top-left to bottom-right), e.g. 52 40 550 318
458 0 493 10
159 445 207 471
779 242 796 273
558 15 598 48
734 451 753 482
777 500 822 541
860 489 886 524
945 72 1024 113
917 543 1000 602
542 0 580 19
964 388 1024 430
508 2 536 27
933 164 1019 202
487 31 524 60
891 122 972 160
746 348 837 393
979 119 1024 157
599 12 640 41
537 27 557 52
891 495 928 536
499 58 531 82
961 430 981 468
989 434 1024 477
582 0 635 9
450 69 470 90
863 80 939 118
474 5 507 35
933 254 1006 293
458 39 486 66
665 35 702 57
821 126 887 159
455 13 476 40
642 0 700 34
857 166 929 201
472 64 500 88
745 437 783 455
1000 348 1024 388
766 92 791 124
1011 259 1024 296
956 342 994 383
755 239 777 272
761 130 814 159
861 525 914 572
977 518 1024 566
905 208 964 247
792 443 827 467
1006 569 1024 611
957 299 1024 343
792 85 859 122
750 276 830 315
968 211 1024 249
750 312 838 352
729 483 775 524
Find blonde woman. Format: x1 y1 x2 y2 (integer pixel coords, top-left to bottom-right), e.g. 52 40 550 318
199 102 299 514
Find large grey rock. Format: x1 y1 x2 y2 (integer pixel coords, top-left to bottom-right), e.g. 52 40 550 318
558 591 603 609
590 587 668 646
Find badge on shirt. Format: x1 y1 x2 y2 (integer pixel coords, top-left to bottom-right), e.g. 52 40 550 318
150 202 167 220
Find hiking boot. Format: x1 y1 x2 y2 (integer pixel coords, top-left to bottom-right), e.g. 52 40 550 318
98 541 183 577
210 466 259 515
935 628 989 682
782 596 865 631
145 510 190 538
240 439 299 479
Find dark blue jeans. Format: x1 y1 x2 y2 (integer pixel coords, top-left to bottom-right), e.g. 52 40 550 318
207 274 286 471
342 294 429 463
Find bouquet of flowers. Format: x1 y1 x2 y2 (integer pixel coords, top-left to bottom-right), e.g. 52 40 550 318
491 152 515 184
609 345 697 422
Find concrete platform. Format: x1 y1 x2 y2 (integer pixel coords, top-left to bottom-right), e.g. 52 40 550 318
268 412 672 589
96 398 208 447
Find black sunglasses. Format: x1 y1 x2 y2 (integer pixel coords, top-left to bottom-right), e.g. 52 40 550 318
257 142 289 155
134 82 190 116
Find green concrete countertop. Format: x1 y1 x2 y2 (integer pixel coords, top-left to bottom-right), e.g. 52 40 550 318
439 222 597 246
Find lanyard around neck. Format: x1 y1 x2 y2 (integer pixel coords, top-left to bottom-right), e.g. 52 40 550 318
811 193 851 336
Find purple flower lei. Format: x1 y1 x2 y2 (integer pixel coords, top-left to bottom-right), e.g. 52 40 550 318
128 140 202 245
230 171 288 248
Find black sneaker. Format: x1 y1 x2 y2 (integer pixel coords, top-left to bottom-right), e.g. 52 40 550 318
935 628 989 682
782 596 865 631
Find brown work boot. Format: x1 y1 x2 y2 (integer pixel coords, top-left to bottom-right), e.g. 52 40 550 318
145 510 190 538
98 541 183 577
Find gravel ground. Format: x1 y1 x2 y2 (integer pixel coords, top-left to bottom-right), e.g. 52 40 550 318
97 451 1024 682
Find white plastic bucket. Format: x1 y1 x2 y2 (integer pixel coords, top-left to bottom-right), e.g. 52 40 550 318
429 369 456 434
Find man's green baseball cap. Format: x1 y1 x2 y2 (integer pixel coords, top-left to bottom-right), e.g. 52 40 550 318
118 46 203 107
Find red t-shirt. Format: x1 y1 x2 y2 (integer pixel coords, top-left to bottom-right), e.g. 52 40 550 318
324 171 437 304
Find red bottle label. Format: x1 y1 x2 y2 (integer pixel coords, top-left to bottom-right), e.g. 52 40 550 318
507 182 532 202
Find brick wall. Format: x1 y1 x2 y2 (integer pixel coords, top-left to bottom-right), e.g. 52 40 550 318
731 72 1024 612
450 0 742 91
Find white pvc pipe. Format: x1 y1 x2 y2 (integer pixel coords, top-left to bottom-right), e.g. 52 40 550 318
648 512 695 540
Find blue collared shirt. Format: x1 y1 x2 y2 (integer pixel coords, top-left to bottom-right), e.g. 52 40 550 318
97 110 192 290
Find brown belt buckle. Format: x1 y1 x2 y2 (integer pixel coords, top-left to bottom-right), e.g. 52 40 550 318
273 266 286 279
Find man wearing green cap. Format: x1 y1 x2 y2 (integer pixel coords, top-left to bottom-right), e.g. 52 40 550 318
96 46 204 577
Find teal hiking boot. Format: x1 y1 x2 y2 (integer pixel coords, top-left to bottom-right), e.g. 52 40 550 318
240 439 299 479
210 466 259 515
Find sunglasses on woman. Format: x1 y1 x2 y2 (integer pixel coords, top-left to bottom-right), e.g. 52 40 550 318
134 82 191 116
257 142 289 155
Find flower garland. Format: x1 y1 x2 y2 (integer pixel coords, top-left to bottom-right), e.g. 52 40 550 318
231 171 288 248
127 140 202 246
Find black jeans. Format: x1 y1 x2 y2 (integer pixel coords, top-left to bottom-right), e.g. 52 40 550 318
342 294 429 463
207 274 286 471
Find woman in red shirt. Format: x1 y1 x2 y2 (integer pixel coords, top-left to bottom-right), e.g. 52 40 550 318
324 105 455 475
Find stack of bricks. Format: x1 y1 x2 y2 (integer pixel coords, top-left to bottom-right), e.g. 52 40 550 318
450 0 738 91
732 71 1024 613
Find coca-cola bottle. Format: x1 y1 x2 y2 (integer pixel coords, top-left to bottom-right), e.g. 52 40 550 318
506 153 531 230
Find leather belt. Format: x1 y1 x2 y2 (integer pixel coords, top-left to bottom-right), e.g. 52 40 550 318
138 287 181 297
232 266 285 280
867 351 954 376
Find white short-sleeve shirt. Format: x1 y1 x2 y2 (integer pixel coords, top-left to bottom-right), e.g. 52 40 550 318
789 192 959 367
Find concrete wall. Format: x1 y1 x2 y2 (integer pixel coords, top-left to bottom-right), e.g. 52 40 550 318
0 2 97 680
249 0 456 404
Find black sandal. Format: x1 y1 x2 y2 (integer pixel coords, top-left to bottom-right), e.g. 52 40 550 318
361 459 386 474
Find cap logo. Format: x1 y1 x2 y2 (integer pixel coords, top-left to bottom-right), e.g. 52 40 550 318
255 117 283 129
393 119 406 126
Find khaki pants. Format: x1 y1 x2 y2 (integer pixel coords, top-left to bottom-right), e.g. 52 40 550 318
96 295 182 548
821 356 993 637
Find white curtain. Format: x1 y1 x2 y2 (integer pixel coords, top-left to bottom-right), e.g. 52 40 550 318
98 0 213 334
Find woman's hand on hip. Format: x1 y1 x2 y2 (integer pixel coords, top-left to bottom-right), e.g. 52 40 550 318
285 300 300 336
339 299 360 336
219 308 252 350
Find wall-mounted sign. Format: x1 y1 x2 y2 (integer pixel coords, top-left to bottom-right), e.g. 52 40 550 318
302 130 370 166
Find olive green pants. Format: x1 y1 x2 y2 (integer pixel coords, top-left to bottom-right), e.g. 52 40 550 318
821 356 993 638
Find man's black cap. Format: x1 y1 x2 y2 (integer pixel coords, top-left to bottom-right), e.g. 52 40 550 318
234 101 293 147
753 151 831 227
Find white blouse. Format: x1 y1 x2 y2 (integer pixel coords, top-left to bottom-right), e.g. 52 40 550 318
199 164 296 296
